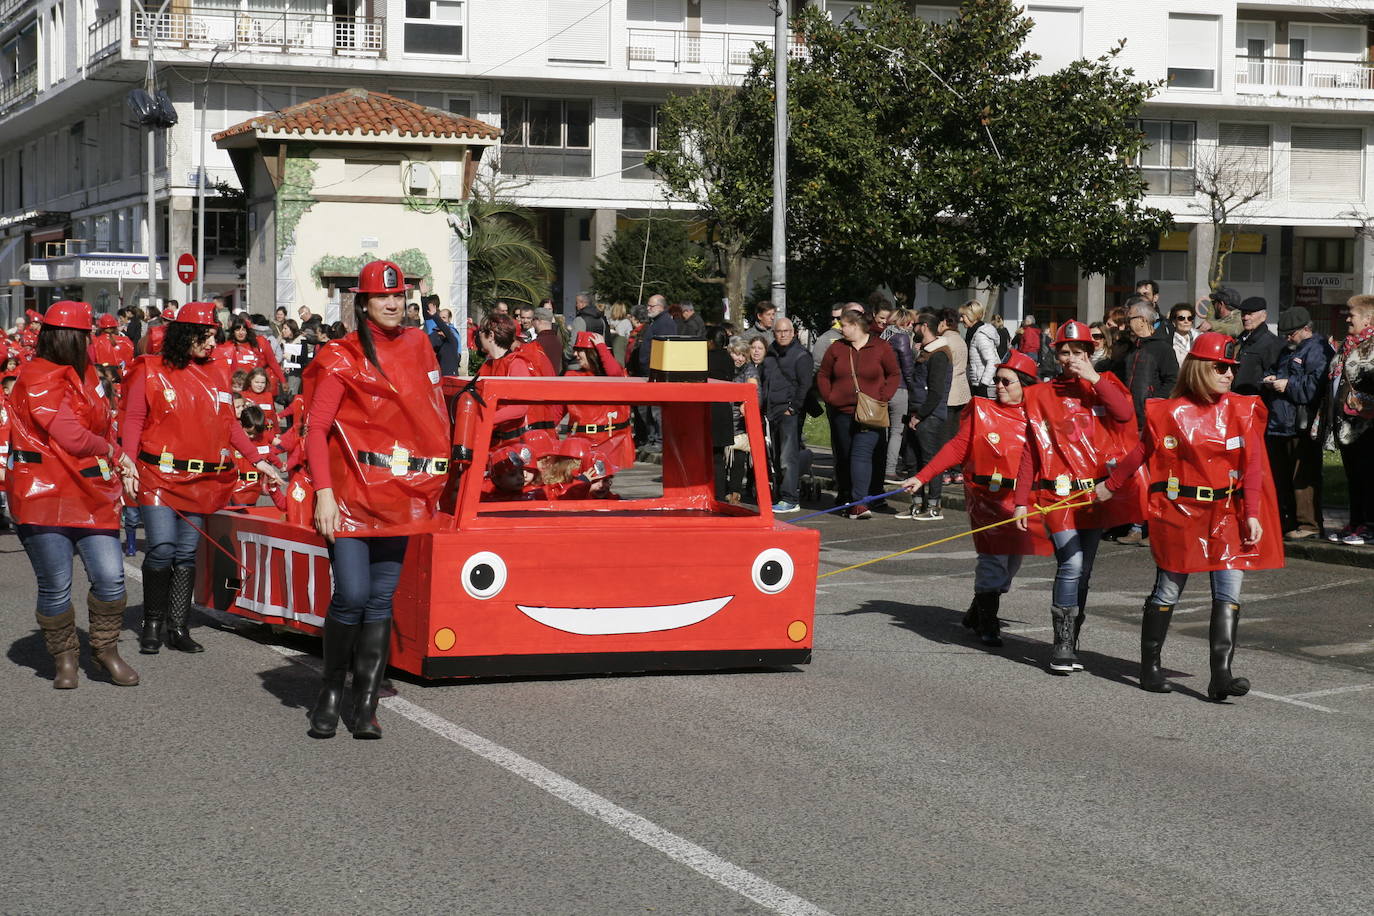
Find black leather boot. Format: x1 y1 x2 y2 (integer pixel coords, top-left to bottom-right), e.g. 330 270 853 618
961 598 977 631
1139 602 1174 693
163 565 204 653
1049 606 1076 674
975 592 1002 647
1207 601 1250 702
349 618 392 739
139 564 172 654
1071 606 1086 671
308 618 360 739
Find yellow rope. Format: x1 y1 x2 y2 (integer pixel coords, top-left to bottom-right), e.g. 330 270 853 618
816 492 1096 580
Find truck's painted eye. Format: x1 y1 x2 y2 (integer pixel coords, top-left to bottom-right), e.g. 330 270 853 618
751 548 794 594
462 551 507 600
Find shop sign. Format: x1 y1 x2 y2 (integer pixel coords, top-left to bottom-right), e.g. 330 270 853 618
1294 286 1321 307
1301 274 1352 288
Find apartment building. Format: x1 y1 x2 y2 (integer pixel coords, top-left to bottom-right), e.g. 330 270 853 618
2 1 1373 331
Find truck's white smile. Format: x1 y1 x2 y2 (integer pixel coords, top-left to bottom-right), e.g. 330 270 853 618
515 596 732 635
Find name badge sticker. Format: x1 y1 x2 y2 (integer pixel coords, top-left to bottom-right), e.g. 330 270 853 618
1225 436 1243 450
218 390 233 404
428 370 441 384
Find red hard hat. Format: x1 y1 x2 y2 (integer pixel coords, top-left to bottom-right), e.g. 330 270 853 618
175 302 219 327
549 436 592 462
161 306 177 320
997 350 1038 378
582 442 618 481
574 331 599 349
25 309 40 320
1188 331 1239 365
1053 320 1094 347
97 313 119 330
350 260 412 295
42 300 94 331
490 444 535 474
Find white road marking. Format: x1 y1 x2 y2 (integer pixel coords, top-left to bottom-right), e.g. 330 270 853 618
1286 684 1374 700
261 643 835 916
1173 577 1367 615
1248 691 1337 713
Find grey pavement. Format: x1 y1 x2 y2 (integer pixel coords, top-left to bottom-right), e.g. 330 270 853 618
3 478 1374 914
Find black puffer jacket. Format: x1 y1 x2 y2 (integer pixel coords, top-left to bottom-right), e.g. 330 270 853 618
1114 324 1178 428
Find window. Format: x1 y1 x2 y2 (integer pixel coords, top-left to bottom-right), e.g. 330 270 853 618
197 211 245 257
500 97 592 177
1149 250 1187 284
1235 21 1274 86
447 97 473 119
548 0 610 64
1025 6 1081 73
1303 238 1354 274
404 0 464 57
913 5 959 26
1223 251 1266 284
622 101 660 179
1218 122 1271 198
1291 125 1362 201
1137 119 1195 196
1167 14 1220 90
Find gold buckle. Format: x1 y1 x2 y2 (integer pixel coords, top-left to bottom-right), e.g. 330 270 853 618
1077 478 1094 491
244 471 258 482
186 458 205 474
1196 486 1214 502
432 459 449 473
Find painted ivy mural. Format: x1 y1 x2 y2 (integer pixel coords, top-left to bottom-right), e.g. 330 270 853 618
276 154 319 252
310 248 433 289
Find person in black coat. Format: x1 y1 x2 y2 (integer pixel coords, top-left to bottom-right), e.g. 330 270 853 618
1234 296 1283 397
1115 297 1179 430
706 325 736 498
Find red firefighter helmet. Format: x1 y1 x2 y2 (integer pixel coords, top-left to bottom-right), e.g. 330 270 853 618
490 444 535 475
42 300 94 331
161 306 177 320
1052 320 1094 347
25 308 41 322
175 302 219 327
97 313 120 330
1188 332 1239 365
997 350 1039 379
350 260 412 294
574 331 600 349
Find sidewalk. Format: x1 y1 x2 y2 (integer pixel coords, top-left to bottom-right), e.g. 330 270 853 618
648 444 1374 570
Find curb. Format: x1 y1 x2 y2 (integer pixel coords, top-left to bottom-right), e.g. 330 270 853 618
637 445 1374 569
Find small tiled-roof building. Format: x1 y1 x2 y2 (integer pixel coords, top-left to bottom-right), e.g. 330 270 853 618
214 89 499 327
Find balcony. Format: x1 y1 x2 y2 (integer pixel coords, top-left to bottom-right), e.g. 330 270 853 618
1235 54 1374 95
131 9 383 58
89 13 121 66
0 64 38 116
0 0 33 30
626 28 805 77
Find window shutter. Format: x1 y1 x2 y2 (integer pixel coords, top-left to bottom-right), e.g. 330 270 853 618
1167 14 1219 89
1218 122 1271 197
1025 6 1082 73
1291 126 1363 201
548 0 610 64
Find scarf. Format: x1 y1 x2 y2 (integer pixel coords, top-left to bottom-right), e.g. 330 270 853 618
1331 325 1374 379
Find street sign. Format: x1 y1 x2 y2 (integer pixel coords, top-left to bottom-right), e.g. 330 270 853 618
176 252 197 285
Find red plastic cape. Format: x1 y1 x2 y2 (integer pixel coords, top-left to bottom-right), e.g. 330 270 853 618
1143 394 1284 573
5 359 122 528
962 398 1051 556
1023 372 1145 533
305 330 449 536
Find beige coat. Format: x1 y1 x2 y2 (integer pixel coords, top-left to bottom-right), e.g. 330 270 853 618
941 328 971 407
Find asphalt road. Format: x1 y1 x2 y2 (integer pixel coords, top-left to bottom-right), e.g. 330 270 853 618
4 488 1374 915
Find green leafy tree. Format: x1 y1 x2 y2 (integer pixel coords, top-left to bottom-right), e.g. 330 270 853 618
465 189 554 310
652 0 1173 332
647 85 774 325
588 216 722 317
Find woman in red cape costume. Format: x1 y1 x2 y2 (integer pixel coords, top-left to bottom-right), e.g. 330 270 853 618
7 300 141 688
1014 320 1144 675
1101 332 1282 701
305 261 449 740
123 302 280 655
902 350 1050 646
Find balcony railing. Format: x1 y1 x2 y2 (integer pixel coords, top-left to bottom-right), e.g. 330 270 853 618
0 0 33 28
89 13 121 66
1235 54 1374 92
132 10 383 57
626 28 805 76
0 64 38 115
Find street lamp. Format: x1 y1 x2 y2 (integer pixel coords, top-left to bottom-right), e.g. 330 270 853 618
126 0 176 311
770 0 788 318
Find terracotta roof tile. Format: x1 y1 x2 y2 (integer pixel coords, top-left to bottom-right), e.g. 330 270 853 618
212 88 501 142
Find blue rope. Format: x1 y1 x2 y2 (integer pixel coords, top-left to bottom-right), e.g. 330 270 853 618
789 488 911 523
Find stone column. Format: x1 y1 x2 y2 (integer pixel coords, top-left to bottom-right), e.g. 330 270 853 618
590 208 617 261
1355 231 1374 297
1077 272 1105 323
168 197 194 304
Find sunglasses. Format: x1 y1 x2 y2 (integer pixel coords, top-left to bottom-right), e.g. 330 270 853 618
1212 363 1235 375
993 376 1019 387
1174 314 1194 321
1090 333 1104 340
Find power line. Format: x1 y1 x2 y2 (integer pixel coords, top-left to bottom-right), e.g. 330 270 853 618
474 0 615 77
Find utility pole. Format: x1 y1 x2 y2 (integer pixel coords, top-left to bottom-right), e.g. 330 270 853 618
143 0 172 311
197 44 229 302
770 0 788 317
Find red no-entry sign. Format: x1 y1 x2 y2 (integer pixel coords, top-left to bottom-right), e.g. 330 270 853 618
176 253 197 284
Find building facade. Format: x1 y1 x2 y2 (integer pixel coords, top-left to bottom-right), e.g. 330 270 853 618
2 1 1373 333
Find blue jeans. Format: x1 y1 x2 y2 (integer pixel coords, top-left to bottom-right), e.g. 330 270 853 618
17 525 125 617
141 504 204 568
1148 568 1243 606
974 553 1023 594
1050 527 1104 609
327 536 409 625
830 412 886 505
768 409 801 505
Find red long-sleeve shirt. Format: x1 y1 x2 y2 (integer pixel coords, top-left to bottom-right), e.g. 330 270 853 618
51 395 123 460
1013 376 1134 507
